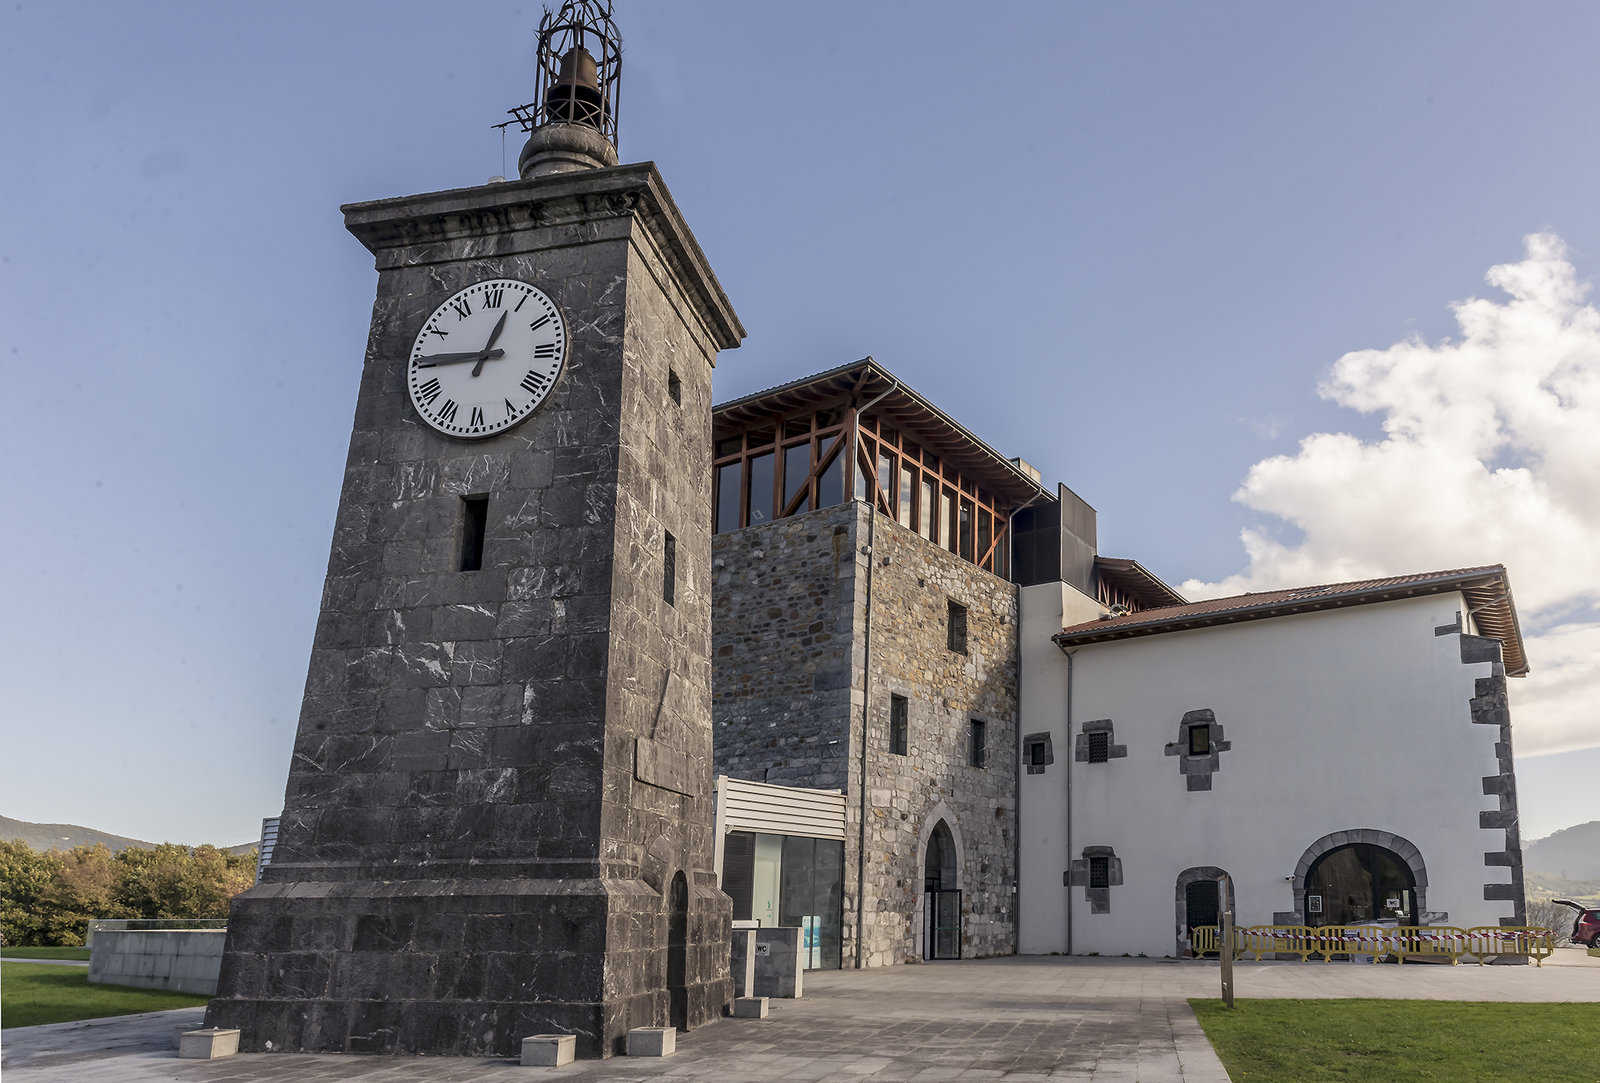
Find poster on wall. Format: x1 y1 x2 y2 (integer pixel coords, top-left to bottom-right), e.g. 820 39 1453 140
802 915 820 969
1308 895 1323 914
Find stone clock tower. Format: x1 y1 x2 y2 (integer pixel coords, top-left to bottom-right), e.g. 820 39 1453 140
207 1 742 1058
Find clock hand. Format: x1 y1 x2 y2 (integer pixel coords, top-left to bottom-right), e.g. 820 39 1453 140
416 349 505 367
473 310 511 377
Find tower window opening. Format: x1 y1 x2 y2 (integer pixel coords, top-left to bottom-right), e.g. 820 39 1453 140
663 531 677 606
460 496 489 572
947 600 968 654
890 695 908 756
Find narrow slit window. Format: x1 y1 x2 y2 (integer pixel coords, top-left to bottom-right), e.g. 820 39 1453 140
663 531 676 606
947 600 968 654
969 718 987 768
1188 724 1211 756
1087 731 1110 764
667 368 682 405
459 496 488 572
889 695 908 756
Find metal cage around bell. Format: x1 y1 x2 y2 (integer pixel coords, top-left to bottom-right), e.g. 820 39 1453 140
504 0 622 147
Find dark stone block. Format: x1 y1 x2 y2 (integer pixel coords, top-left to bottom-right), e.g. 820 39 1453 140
353 913 416 952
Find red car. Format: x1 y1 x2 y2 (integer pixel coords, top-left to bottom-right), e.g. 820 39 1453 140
1553 899 1600 947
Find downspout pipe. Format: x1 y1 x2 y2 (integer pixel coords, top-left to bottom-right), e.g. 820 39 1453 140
853 378 897 968
1063 645 1077 955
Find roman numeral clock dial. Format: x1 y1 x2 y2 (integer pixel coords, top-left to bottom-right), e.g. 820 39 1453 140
407 279 567 438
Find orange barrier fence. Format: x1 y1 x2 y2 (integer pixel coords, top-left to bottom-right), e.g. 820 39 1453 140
1190 924 1554 966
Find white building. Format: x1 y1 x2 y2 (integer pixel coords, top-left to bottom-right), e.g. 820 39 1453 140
1018 567 1527 958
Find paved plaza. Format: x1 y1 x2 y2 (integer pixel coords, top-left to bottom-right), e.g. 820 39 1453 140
5 950 1597 1082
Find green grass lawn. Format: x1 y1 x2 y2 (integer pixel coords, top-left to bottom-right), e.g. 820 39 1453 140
1191 999 1600 1083
0 946 91 961
1 963 209 1029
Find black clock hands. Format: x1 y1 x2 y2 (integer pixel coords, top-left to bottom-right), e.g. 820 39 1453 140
473 311 510 378
416 311 512 376
415 349 506 368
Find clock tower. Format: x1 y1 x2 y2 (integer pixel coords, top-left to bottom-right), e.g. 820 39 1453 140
207 1 743 1058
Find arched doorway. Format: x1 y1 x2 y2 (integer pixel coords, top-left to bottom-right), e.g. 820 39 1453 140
1174 866 1233 957
923 820 959 960
1305 843 1416 926
666 871 688 1029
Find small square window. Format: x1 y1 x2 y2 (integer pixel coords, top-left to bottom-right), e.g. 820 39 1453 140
1089 856 1110 889
1188 724 1211 756
969 718 987 768
1030 742 1047 766
1087 731 1109 764
947 600 968 654
889 695 908 756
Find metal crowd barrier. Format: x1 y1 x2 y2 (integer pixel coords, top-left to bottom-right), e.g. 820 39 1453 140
1190 924 1554 966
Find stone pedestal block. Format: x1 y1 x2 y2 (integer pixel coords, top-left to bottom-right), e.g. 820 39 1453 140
732 996 769 1019
626 1027 675 1057
178 1028 239 1060
522 1034 577 1067
207 875 732 1059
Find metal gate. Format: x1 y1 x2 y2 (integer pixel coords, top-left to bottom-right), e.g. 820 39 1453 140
924 889 961 959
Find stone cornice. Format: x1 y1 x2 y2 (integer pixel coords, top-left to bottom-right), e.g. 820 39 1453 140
342 162 745 351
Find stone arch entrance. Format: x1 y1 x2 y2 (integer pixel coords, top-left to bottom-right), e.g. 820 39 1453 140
666 870 688 1030
922 820 959 959
1174 866 1234 957
1293 830 1428 925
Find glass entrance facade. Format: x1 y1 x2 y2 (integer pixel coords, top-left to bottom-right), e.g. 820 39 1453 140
1305 843 1417 926
721 830 844 969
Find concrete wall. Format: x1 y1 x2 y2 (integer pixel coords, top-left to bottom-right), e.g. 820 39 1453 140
89 929 227 996
1019 592 1518 958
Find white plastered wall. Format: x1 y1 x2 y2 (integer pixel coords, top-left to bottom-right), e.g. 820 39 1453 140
1016 581 1102 954
1019 592 1514 958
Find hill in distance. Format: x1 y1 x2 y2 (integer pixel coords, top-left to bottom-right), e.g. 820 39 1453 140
0 814 255 856
1525 820 1600 882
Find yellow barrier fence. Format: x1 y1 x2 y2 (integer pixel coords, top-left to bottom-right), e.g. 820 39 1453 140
1190 924 1554 966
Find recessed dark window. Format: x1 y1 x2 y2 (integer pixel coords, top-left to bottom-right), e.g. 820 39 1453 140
947 600 968 654
969 718 987 768
1087 731 1110 764
663 531 676 606
1030 742 1047 767
1189 724 1211 756
459 495 488 572
668 369 682 405
1089 856 1110 889
889 695 908 756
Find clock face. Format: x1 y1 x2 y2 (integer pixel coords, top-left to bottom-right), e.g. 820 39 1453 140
407 278 567 438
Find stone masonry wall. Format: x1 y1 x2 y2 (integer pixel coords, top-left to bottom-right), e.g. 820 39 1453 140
854 505 1019 966
711 504 857 789
712 499 1018 968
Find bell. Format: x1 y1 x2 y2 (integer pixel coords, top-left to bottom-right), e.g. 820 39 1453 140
545 45 605 128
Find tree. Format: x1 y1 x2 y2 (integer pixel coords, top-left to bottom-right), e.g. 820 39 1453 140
38 844 130 945
0 838 59 946
115 843 254 920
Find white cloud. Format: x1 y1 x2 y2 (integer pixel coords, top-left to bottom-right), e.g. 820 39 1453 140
1183 233 1600 757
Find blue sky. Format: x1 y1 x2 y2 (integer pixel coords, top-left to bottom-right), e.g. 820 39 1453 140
2 1 1597 846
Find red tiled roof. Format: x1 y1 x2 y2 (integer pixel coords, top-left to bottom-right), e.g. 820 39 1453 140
1055 565 1527 675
